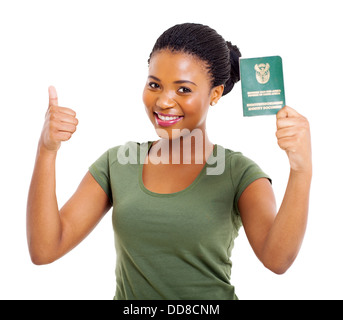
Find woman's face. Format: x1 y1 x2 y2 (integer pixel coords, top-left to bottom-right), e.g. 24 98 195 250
142 50 223 140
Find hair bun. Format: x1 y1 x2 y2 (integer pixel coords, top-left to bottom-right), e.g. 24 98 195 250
223 41 241 95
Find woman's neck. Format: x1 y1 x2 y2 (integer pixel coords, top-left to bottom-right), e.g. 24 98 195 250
150 129 214 165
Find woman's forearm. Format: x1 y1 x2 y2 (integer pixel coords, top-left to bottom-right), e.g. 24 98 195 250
26 143 62 264
262 168 312 274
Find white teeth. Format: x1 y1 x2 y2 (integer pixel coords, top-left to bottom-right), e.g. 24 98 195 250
157 113 181 121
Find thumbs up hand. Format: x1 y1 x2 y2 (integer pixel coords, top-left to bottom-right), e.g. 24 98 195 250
39 86 78 153
276 106 312 174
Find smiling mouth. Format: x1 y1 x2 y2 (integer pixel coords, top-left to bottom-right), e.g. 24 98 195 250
154 112 184 127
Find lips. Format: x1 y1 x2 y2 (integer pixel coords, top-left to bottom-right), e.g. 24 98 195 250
154 112 184 127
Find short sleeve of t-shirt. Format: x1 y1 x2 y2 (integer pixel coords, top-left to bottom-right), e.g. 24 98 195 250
228 152 272 217
89 149 113 204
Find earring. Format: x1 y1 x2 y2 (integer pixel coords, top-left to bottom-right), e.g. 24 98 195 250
211 101 216 106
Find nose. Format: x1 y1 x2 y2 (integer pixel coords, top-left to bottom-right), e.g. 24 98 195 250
156 90 177 109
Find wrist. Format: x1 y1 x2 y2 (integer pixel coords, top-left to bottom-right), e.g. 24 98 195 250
288 155 312 178
290 166 312 180
37 140 58 160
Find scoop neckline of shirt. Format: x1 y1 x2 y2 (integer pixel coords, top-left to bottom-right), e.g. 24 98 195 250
138 141 218 197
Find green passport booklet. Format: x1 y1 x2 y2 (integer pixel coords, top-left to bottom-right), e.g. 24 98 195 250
240 56 286 116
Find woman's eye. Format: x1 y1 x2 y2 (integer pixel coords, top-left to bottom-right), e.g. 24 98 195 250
178 87 192 94
149 82 160 89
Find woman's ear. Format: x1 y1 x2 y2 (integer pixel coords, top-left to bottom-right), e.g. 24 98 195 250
210 84 224 106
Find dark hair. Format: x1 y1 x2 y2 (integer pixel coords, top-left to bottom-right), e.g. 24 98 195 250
148 23 241 96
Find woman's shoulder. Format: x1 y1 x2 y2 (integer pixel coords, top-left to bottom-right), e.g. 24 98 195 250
104 141 151 165
216 144 263 172
106 140 148 152
217 144 250 161
217 144 270 183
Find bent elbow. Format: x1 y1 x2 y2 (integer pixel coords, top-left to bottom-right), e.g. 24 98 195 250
28 247 58 266
264 263 289 275
261 254 295 275
30 253 54 266
30 256 51 266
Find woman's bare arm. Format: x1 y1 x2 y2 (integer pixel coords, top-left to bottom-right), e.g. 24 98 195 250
26 86 111 265
239 106 312 274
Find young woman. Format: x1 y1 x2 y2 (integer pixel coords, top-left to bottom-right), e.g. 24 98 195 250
27 23 312 300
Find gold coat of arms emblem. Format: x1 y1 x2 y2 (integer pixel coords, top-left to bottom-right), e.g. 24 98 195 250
254 63 270 84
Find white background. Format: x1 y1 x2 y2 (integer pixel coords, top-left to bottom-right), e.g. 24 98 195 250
0 0 342 300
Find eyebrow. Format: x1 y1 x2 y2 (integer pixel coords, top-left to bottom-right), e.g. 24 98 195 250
148 75 197 86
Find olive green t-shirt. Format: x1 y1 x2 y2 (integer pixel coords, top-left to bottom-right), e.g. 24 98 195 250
89 141 270 300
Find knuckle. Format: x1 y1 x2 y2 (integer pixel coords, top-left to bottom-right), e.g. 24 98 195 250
300 127 307 135
303 119 310 129
277 141 285 150
49 105 57 113
50 111 58 121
